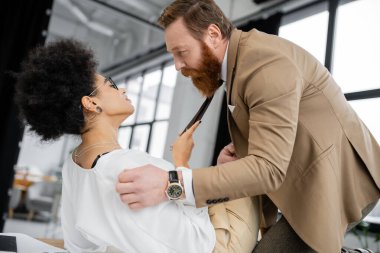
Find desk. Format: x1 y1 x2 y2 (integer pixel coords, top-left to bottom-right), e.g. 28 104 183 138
10 171 59 220
0 233 67 253
37 238 65 249
13 171 58 188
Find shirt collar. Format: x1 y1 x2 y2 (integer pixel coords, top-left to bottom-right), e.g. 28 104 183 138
220 42 229 83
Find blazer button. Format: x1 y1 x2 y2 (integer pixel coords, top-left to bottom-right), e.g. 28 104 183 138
217 198 224 203
212 199 218 204
223 197 229 202
206 199 213 205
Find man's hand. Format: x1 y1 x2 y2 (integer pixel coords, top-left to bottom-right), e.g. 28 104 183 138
217 143 238 165
116 164 168 209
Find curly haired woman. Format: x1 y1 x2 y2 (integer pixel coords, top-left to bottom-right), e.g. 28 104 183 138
15 40 258 253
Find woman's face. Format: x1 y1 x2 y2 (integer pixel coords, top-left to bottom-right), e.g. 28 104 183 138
92 74 135 120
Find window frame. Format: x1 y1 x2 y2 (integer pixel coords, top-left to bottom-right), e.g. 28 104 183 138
117 60 176 157
280 0 380 101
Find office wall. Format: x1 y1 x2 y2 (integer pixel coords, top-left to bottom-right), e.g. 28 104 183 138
17 129 80 174
163 74 225 168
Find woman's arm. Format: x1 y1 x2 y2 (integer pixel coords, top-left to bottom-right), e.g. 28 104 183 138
72 151 215 253
171 120 201 167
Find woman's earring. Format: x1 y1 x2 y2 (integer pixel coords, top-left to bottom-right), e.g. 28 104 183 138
96 106 102 113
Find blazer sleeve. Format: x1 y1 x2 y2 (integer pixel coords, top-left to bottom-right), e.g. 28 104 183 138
193 56 304 207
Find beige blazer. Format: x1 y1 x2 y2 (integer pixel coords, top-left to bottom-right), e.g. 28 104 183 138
193 29 380 252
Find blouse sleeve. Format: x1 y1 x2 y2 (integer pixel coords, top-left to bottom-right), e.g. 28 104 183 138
73 151 216 253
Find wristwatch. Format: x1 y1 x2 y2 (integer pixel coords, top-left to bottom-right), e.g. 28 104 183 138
165 170 183 200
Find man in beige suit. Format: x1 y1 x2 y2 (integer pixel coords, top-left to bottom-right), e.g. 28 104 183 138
116 0 380 252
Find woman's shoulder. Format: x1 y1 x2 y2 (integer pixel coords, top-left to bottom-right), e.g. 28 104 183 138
105 149 157 165
96 149 175 178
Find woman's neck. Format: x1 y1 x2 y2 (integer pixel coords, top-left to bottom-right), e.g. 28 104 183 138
74 123 121 168
80 121 119 146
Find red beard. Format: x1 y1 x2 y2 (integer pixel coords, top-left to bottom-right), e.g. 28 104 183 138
181 41 222 97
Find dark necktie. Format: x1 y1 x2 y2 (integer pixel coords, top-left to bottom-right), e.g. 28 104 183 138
180 80 224 135
180 96 213 135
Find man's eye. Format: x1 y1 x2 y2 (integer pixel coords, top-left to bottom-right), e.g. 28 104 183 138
178 51 187 56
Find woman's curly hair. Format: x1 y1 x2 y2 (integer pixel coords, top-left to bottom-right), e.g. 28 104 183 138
15 39 98 141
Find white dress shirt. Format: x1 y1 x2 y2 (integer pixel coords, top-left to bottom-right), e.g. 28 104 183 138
180 44 229 206
61 149 215 253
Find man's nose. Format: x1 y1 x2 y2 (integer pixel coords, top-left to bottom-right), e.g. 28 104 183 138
174 59 185 71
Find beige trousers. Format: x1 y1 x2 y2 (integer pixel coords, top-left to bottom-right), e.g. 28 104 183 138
208 197 260 253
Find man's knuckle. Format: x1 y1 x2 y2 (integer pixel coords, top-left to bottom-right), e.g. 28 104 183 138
135 184 143 192
141 196 148 205
118 173 125 182
120 194 128 203
115 184 122 193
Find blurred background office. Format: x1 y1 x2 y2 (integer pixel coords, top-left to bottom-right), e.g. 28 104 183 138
0 0 379 250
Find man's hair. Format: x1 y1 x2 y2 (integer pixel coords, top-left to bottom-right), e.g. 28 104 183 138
15 39 97 141
157 0 234 41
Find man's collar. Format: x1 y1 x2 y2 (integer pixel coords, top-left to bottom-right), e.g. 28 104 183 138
220 42 229 83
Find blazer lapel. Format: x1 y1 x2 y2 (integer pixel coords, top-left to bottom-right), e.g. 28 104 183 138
226 29 242 105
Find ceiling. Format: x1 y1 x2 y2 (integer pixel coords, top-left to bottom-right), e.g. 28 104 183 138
46 0 304 74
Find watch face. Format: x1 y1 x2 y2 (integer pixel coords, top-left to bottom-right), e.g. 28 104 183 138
167 184 183 199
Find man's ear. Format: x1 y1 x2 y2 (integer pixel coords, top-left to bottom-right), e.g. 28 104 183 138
207 24 223 47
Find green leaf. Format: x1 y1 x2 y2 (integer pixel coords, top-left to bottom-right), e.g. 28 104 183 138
375 233 380 242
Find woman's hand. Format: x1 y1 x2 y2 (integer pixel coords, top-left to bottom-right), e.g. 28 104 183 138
172 121 201 167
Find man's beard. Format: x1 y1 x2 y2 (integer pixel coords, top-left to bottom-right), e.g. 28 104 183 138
181 41 222 97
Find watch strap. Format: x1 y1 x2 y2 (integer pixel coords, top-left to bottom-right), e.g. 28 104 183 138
168 170 179 183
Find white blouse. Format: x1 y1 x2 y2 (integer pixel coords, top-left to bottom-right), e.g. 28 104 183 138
61 149 215 253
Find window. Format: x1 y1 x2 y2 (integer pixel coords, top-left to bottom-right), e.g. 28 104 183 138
332 0 380 144
130 124 150 151
279 8 329 64
349 98 380 142
116 63 177 158
118 127 131 149
279 0 380 143
149 121 169 158
120 76 142 126
332 0 380 93
136 69 162 123
156 65 177 120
